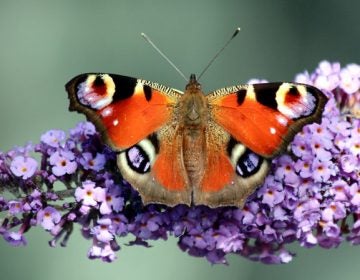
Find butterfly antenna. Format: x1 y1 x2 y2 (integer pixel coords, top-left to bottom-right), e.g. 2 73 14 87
141 33 188 81
198 27 241 80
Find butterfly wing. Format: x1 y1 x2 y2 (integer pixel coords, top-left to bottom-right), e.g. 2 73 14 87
66 73 192 205
194 82 327 207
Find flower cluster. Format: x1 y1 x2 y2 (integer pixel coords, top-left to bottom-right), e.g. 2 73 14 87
0 61 359 264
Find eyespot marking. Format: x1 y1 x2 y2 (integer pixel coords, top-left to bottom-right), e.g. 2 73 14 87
235 150 263 178
125 146 151 174
77 74 115 110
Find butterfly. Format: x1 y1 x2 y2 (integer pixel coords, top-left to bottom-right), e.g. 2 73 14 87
66 73 327 208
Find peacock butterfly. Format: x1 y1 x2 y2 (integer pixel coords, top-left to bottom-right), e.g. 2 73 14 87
66 73 327 208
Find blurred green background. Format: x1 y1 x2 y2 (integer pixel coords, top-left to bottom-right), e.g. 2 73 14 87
1 0 360 279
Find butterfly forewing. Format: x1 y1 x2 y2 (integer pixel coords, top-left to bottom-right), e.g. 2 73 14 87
207 82 328 157
66 73 181 150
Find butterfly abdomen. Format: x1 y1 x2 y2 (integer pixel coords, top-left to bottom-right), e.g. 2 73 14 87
182 128 206 189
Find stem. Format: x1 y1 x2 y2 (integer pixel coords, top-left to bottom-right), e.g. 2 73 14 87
53 189 75 199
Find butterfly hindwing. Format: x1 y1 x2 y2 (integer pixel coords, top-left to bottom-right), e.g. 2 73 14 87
207 82 328 157
193 120 270 207
117 130 191 206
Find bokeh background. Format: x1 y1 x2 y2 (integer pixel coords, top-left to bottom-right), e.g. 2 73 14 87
1 0 360 279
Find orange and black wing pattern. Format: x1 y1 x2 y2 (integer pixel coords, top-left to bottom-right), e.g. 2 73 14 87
208 82 328 157
66 73 192 206
194 82 328 207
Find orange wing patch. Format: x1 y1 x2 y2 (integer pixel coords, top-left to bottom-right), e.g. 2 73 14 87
152 129 187 191
98 89 173 149
153 153 187 192
212 93 293 157
199 122 234 193
200 151 233 192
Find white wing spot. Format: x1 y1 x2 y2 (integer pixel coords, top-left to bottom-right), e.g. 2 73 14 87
276 115 288 126
270 127 276 135
101 107 113 117
113 119 119 126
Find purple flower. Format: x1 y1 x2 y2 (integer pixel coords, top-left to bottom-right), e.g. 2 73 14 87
311 159 333 183
321 202 346 221
219 237 244 253
294 71 312 84
278 250 294 263
37 206 61 230
3 231 27 247
98 180 124 214
40 130 66 147
348 219 360 245
8 201 23 215
10 155 38 179
214 226 244 253
291 134 310 159
109 214 128 236
241 203 258 224
274 155 298 184
330 179 350 202
340 154 358 174
181 229 208 250
88 243 117 262
349 183 360 207
300 232 318 247
260 183 285 207
91 218 114 242
88 244 102 259
79 152 106 171
329 116 352 136
349 137 360 156
339 65 360 94
49 150 77 176
294 198 320 223
318 221 342 249
313 61 340 91
129 211 165 240
294 159 312 178
75 180 105 207
70 121 96 140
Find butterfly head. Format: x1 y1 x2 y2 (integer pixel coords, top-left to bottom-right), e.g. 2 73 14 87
181 74 207 126
186 74 201 92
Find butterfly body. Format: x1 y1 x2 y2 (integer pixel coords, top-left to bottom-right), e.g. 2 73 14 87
66 73 327 208
178 74 207 190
